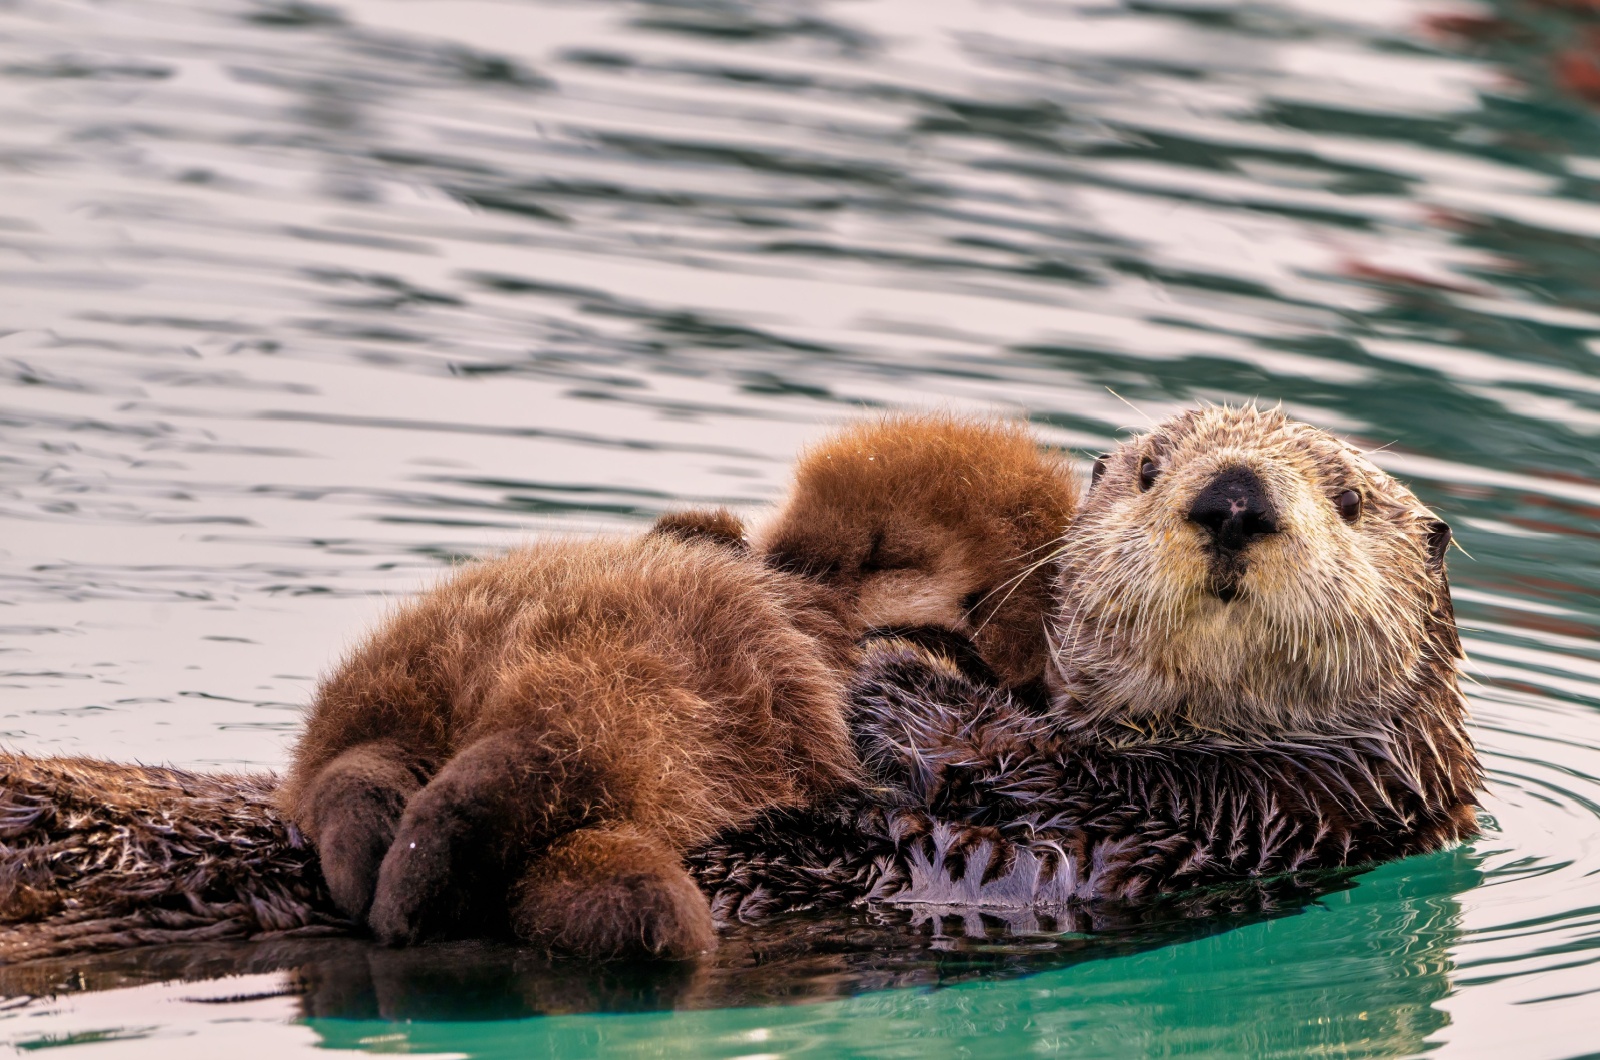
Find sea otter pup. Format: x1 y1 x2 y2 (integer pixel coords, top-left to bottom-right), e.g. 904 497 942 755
692 404 1481 917
278 413 1078 959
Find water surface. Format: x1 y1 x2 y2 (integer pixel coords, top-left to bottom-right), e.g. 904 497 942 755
2 0 1600 1055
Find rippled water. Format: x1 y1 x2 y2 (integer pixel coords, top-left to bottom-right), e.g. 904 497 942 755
3 0 1600 1055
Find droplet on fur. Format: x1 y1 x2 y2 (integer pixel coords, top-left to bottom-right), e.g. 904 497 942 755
409 842 416 849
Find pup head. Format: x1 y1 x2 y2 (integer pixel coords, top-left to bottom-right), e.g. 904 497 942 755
1051 404 1458 736
754 413 1079 692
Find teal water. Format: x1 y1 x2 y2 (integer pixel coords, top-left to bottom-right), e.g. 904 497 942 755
3 0 1600 1055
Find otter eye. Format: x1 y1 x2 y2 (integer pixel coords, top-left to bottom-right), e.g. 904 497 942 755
1138 460 1159 492
1337 489 1362 524
1091 454 1109 487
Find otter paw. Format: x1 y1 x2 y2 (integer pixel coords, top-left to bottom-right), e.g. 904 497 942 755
317 809 397 925
511 827 716 961
367 792 479 946
298 742 424 922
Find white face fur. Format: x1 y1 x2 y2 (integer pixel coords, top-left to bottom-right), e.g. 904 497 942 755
1048 405 1455 737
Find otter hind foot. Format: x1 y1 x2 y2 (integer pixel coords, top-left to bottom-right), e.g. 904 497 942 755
511 826 716 962
298 741 426 922
367 786 478 947
367 727 613 946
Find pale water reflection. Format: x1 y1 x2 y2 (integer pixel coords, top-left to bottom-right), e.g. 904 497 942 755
2 0 1600 1055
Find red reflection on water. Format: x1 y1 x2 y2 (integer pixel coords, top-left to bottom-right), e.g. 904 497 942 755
1419 13 1525 42
1339 259 1481 294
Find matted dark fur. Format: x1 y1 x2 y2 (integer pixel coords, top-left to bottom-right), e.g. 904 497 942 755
0 753 343 964
0 625 1472 960
697 405 1481 915
691 636 1480 918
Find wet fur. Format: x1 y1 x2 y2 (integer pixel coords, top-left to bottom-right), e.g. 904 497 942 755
0 623 1474 961
1051 404 1461 740
691 633 1479 918
698 406 1479 916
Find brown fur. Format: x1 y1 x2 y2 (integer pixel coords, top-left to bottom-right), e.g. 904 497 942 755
278 533 855 959
691 408 1478 915
756 414 1080 700
279 413 1077 959
0 752 341 964
0 407 1476 965
650 507 749 551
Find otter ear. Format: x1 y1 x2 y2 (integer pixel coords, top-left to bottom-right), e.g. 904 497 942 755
1090 454 1110 488
1425 519 1452 569
651 508 748 552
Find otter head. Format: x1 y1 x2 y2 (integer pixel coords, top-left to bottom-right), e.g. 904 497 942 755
753 413 1079 693
1051 404 1459 738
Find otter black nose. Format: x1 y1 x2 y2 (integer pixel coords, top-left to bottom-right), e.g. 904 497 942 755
1188 467 1279 553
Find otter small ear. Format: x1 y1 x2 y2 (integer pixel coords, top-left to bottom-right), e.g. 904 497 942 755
1090 454 1110 487
1425 519 1452 569
651 508 748 552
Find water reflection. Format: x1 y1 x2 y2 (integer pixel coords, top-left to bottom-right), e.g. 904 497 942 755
0 852 1482 1057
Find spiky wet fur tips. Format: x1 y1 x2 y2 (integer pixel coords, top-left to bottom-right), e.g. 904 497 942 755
0 406 1479 960
692 630 1480 918
0 623 1478 962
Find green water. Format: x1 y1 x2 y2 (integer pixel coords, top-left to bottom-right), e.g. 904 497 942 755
3 0 1600 1055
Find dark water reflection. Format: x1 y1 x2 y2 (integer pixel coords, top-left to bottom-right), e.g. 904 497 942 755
0 856 1479 1057
3 0 1600 1055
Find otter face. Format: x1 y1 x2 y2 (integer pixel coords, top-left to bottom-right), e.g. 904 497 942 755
1053 404 1457 736
754 414 1079 692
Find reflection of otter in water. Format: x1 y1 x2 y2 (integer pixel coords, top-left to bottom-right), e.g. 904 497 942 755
694 405 1481 914
0 849 1482 1058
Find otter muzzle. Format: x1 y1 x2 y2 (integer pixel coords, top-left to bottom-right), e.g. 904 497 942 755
1188 466 1279 555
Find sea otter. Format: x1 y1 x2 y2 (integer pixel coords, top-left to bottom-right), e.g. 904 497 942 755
0 406 1478 961
691 404 1481 917
276 413 1078 959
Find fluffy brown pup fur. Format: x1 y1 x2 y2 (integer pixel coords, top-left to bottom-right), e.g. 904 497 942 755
755 414 1080 702
280 413 1078 960
278 531 856 961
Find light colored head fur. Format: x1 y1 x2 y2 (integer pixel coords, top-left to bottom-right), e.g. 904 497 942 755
1050 404 1460 740
753 413 1080 692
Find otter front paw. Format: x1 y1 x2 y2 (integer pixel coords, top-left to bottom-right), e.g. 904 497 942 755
511 826 715 961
